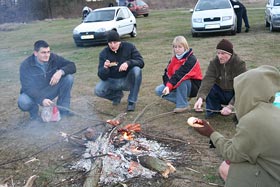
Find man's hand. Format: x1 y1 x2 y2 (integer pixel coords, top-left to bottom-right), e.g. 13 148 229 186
220 104 233 116
194 97 204 112
162 86 170 96
50 70 63 86
104 60 111 69
193 119 215 137
42 99 54 107
119 62 128 72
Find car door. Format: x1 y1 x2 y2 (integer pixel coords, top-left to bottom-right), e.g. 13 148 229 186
116 7 134 35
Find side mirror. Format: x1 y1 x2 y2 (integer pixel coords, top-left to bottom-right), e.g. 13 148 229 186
189 8 194 13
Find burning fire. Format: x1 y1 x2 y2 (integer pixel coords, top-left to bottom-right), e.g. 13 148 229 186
122 132 134 141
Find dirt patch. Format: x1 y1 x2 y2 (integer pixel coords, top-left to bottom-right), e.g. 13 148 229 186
0 89 232 186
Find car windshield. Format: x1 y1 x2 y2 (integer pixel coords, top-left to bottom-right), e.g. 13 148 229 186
84 10 115 22
136 0 147 6
274 0 280 6
195 0 231 11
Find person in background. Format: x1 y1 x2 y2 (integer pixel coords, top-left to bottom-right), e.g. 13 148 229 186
18 40 76 120
230 0 250 33
94 30 144 112
192 65 280 186
82 6 92 20
193 39 246 118
155 36 203 113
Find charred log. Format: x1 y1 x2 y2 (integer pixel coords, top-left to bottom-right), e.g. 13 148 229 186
138 155 176 178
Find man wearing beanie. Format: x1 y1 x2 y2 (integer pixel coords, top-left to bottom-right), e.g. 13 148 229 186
194 39 246 118
94 30 144 111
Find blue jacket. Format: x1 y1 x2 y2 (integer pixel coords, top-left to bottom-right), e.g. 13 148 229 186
98 41 144 80
19 53 76 104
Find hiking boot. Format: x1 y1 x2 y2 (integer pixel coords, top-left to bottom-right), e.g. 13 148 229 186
245 27 249 32
173 106 191 113
127 102 136 112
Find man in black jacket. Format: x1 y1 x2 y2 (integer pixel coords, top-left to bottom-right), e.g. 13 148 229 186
230 0 250 33
94 30 144 112
18 40 76 120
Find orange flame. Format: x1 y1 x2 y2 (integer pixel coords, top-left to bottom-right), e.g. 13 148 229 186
123 132 134 140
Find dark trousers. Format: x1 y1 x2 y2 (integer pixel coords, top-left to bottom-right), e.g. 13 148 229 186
206 84 234 117
235 8 250 32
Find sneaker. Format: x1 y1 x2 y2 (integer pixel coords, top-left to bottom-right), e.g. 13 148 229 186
112 98 121 106
127 102 136 112
112 92 124 106
173 106 191 113
60 111 74 117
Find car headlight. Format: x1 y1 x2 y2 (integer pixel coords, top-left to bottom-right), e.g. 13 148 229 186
96 28 106 32
193 18 202 23
73 29 79 35
222 16 232 21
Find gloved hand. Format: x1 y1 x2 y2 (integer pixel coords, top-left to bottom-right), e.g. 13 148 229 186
193 119 215 137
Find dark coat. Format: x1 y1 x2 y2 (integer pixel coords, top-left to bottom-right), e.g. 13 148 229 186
98 41 144 80
19 53 76 104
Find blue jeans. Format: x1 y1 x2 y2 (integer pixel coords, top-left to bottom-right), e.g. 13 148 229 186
94 67 142 103
155 80 191 108
18 74 74 118
206 84 234 117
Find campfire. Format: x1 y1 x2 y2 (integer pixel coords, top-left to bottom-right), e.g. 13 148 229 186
66 117 178 186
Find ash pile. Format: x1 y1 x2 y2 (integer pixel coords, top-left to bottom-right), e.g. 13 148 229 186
69 121 180 186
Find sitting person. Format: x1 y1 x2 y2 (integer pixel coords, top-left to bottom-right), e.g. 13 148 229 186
18 40 76 120
193 39 246 117
192 65 280 186
155 36 203 113
94 30 144 112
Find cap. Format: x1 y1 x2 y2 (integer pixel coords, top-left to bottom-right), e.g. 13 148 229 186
216 39 233 54
107 30 121 43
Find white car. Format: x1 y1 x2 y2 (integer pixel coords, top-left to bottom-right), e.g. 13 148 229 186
73 6 137 46
190 0 238 37
265 0 280 32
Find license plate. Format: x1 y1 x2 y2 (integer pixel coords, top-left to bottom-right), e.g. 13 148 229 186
81 35 94 39
205 24 220 29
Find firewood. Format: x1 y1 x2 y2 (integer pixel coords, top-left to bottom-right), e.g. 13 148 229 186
83 158 102 187
138 155 176 178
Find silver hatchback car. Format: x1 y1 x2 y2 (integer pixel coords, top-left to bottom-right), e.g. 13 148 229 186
265 0 280 31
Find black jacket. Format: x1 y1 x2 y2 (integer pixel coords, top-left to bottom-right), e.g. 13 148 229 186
98 42 144 80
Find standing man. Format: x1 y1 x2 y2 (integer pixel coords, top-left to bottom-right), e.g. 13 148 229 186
230 0 250 33
192 65 280 186
94 30 144 112
193 39 246 117
18 40 76 120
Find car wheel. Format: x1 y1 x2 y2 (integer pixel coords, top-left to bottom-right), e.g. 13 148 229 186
75 42 83 47
192 32 198 37
231 29 236 35
130 26 137 37
265 20 270 27
270 23 274 32
143 14 149 17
